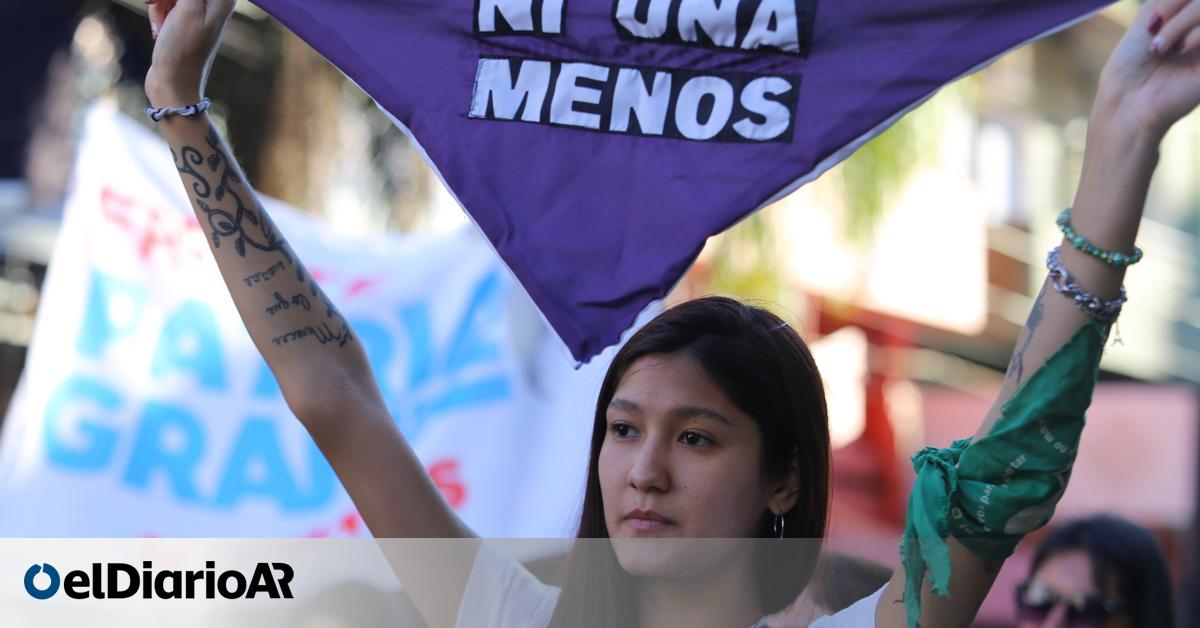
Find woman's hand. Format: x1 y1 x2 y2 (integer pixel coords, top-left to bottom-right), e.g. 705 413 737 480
1097 0 1200 141
144 0 237 107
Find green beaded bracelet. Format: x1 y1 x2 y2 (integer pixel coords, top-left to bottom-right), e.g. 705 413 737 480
1056 207 1143 268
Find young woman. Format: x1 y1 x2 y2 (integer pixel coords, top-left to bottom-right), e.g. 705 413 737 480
1016 515 1176 628
142 0 1200 626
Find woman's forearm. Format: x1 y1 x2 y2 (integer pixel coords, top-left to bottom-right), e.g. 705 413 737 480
895 94 1166 628
142 1 476 549
154 110 380 426
1061 92 1160 299
155 109 477 543
971 92 1161 441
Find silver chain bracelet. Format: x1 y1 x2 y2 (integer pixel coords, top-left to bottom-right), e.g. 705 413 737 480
1045 246 1127 325
145 97 212 122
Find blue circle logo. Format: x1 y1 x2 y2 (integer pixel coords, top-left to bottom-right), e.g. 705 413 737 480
24 563 60 600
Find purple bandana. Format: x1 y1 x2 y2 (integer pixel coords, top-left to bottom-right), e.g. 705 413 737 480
251 0 1112 362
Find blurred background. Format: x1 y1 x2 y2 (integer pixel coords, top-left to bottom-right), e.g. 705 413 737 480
1 0 1196 625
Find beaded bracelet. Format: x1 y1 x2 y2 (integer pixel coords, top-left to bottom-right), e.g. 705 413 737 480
1046 247 1127 325
145 98 212 123
1056 207 1143 268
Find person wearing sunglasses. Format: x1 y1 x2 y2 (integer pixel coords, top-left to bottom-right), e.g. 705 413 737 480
1016 514 1176 628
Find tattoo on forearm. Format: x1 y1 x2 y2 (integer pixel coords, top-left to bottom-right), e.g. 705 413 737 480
172 146 211 199
265 291 312 316
179 123 355 351
1007 287 1046 386
271 321 353 347
244 261 287 287
175 127 283 258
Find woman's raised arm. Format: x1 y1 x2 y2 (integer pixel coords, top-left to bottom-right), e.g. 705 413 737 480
144 4 480 625
145 0 471 540
877 1 1200 626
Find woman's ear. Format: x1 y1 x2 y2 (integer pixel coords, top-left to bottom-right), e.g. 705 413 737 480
767 455 802 515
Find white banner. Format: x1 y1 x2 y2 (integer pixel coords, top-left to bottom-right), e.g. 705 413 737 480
0 104 615 538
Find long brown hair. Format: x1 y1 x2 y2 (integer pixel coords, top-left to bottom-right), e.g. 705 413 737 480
548 296 832 627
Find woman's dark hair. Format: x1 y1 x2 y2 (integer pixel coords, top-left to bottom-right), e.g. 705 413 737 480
549 296 832 627
1029 514 1176 628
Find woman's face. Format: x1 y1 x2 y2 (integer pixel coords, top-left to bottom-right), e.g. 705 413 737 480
1017 550 1132 628
598 352 796 577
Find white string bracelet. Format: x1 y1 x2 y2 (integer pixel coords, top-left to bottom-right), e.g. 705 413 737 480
145 97 212 122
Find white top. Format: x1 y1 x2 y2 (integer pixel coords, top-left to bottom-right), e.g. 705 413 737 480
456 543 885 628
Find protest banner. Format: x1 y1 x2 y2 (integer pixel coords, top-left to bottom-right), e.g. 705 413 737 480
0 104 612 537
250 0 1114 361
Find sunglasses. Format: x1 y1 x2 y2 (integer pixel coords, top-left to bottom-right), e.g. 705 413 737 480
1015 581 1125 627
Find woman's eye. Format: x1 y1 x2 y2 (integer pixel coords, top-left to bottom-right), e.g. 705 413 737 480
609 423 637 438
680 431 713 447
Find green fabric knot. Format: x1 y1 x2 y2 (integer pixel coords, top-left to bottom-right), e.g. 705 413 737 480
900 322 1106 628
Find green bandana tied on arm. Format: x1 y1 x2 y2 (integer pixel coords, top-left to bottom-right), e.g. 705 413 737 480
899 321 1107 627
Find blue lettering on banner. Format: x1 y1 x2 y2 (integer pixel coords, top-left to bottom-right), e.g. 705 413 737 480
215 417 326 511
77 272 146 358
40 268 514 513
351 318 398 407
253 361 284 400
150 301 227 391
44 376 122 470
122 402 206 503
396 271 511 437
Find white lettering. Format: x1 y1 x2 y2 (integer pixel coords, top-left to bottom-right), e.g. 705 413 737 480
615 0 673 39
542 0 566 33
470 56 796 143
733 76 792 140
610 69 672 135
470 58 552 122
477 0 535 32
675 76 735 140
743 0 801 53
678 0 738 47
550 63 611 129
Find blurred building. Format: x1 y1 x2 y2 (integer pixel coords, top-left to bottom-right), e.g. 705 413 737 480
0 0 459 416
685 4 1200 624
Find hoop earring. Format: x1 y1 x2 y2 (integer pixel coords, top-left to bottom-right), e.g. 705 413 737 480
773 514 785 539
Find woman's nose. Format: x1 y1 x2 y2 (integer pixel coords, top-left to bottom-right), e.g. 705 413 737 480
628 438 671 493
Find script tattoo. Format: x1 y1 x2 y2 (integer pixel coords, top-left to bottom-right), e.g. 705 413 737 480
244 261 287 287
271 321 353 348
266 291 313 316
180 123 355 350
1007 287 1046 386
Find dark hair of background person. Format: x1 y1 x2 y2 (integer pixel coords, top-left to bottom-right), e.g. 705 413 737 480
1029 514 1177 628
548 296 833 628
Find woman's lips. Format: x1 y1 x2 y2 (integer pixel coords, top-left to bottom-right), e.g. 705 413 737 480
623 509 675 530
625 517 673 530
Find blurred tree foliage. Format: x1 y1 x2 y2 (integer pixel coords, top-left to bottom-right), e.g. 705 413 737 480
708 212 786 308
837 113 920 242
707 112 921 309
707 79 975 306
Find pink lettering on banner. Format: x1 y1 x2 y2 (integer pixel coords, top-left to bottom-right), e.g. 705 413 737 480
307 269 386 302
304 511 365 538
346 277 383 299
100 187 206 267
300 458 467 537
100 187 385 300
429 458 468 509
